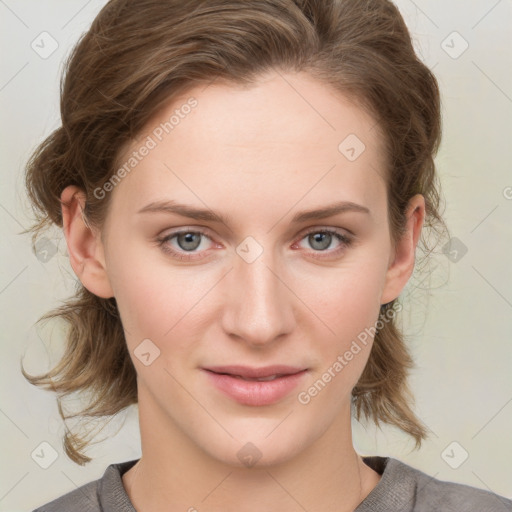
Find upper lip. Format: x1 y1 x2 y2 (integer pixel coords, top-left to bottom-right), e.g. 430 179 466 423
203 365 307 379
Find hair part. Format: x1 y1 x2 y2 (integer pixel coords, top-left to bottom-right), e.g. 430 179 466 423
22 0 447 464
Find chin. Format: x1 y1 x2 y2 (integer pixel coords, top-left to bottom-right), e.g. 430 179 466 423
194 416 317 470
209 439 303 470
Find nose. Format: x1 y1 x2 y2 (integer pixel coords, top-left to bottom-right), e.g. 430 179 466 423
221 245 296 348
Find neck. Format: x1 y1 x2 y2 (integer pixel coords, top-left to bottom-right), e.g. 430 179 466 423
123 386 381 512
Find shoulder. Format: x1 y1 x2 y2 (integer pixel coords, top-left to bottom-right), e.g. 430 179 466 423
411 464 512 512
31 459 138 512
32 479 100 512
361 456 512 512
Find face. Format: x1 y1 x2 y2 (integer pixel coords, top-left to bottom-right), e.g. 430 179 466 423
96 70 399 467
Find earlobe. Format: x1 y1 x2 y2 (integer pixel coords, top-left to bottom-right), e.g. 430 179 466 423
380 194 425 305
60 185 114 299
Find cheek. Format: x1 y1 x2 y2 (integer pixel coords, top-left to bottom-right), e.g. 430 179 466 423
306 260 386 338
301 254 388 388
106 241 217 353
297 285 381 412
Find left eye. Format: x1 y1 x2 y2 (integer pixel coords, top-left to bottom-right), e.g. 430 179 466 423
157 230 212 259
170 231 206 251
296 229 352 253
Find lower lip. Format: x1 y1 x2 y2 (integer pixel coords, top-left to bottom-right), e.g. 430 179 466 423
203 369 308 406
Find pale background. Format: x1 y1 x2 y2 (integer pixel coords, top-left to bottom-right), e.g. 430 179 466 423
1 1 511 510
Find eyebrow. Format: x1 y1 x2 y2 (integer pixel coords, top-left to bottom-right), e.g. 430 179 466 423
137 199 370 224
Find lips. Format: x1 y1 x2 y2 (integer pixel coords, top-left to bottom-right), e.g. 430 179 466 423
204 365 306 379
202 365 308 406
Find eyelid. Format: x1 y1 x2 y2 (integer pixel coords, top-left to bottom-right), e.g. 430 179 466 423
157 227 217 248
298 225 353 239
157 226 215 242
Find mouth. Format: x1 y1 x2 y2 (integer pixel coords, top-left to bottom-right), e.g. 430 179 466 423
220 374 285 382
202 365 308 406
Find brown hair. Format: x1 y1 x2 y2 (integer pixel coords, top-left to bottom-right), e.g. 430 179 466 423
22 0 447 465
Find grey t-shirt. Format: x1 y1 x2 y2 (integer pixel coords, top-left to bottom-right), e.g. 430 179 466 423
33 456 512 511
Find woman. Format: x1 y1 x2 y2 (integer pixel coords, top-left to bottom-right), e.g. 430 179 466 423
23 0 512 510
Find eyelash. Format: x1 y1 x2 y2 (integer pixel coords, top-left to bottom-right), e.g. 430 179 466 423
156 227 353 261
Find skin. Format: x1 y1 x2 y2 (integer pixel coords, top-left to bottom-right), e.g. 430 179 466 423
60 70 425 511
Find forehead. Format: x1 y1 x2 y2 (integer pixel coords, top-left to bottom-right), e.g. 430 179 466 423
108 71 388 226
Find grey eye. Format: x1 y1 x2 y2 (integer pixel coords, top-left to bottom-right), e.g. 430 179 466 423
307 232 334 251
176 232 203 251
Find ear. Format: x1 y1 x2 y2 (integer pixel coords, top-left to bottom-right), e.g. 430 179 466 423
380 194 425 305
60 185 114 298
